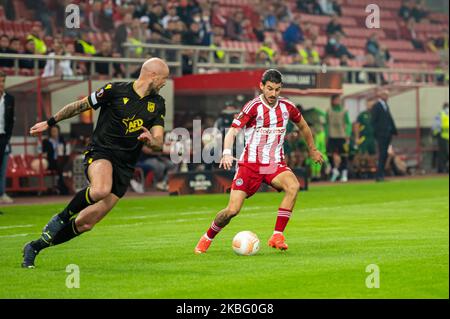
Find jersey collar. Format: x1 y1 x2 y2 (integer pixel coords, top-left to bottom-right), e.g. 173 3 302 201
259 94 279 110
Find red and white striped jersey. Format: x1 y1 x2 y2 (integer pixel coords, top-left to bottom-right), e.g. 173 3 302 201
231 95 302 164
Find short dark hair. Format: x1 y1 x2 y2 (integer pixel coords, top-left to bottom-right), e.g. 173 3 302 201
261 69 283 85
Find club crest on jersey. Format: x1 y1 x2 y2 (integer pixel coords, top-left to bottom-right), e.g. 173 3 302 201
122 115 144 134
147 102 155 112
235 178 243 186
282 112 289 120
123 97 129 105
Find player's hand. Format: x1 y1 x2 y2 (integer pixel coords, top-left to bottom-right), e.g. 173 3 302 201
219 154 236 170
30 121 49 137
138 126 154 144
309 149 324 165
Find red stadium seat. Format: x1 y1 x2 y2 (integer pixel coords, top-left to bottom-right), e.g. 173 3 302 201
380 40 414 51
3 20 13 38
341 37 367 48
343 27 386 39
12 21 24 38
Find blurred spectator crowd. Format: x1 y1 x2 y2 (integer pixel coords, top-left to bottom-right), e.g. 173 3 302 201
0 0 447 78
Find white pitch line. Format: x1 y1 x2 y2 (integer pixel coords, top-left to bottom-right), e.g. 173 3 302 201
0 224 35 230
0 233 30 238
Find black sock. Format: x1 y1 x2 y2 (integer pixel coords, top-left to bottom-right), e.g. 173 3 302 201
30 237 51 252
51 219 81 246
58 187 96 223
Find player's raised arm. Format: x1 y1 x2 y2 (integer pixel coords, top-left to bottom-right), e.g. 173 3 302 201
296 117 324 164
30 97 91 136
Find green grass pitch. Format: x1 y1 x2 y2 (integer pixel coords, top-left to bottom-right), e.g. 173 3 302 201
0 176 448 299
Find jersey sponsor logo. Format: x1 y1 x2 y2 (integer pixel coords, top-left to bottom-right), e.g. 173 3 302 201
147 102 155 112
123 97 129 105
122 115 144 134
255 127 286 135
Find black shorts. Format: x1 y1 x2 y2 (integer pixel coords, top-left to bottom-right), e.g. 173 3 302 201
327 138 348 155
83 148 134 198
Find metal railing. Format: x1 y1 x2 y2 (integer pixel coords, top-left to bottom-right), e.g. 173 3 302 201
1 42 448 84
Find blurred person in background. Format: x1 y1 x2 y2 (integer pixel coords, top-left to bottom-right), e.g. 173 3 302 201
225 9 245 41
26 25 47 55
0 71 14 204
432 102 449 173
256 38 279 65
326 94 351 182
353 101 377 178
115 13 133 56
42 125 68 195
283 14 305 55
326 14 344 36
0 35 14 68
296 38 320 65
18 39 36 70
42 41 74 77
371 89 398 182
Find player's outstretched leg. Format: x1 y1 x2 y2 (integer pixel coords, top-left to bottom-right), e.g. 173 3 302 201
21 186 98 269
269 171 300 251
195 190 246 254
22 193 118 268
22 160 113 268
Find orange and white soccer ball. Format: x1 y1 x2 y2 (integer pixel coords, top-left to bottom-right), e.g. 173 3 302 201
232 231 260 256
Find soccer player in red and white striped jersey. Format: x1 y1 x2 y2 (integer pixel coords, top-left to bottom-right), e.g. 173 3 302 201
194 69 324 254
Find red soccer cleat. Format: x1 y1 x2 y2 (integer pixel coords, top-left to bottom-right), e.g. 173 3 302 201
268 233 288 250
194 235 212 254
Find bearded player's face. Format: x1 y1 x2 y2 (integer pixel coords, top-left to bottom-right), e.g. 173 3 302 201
260 81 282 106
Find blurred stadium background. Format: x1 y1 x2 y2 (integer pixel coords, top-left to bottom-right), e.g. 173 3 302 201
0 0 448 201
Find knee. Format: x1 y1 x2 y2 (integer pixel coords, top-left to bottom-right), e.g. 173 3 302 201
75 220 95 233
285 181 300 196
225 206 240 218
89 185 111 201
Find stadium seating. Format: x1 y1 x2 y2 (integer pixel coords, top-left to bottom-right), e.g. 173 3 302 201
6 154 57 193
0 0 447 76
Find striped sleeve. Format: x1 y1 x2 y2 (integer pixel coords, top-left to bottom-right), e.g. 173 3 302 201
231 98 258 128
87 83 114 110
282 99 302 123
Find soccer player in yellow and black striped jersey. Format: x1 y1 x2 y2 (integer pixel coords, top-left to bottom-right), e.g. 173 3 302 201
21 58 169 268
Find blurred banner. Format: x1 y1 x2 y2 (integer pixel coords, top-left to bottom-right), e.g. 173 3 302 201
168 168 308 196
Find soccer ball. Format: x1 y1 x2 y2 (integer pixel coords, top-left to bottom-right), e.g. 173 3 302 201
232 231 260 256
